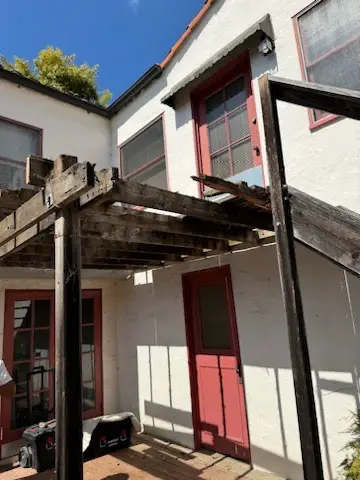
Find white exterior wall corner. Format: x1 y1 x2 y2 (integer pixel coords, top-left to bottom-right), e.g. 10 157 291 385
115 246 360 480
111 0 360 212
0 79 111 169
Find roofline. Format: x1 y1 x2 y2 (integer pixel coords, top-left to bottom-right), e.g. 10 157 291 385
0 64 163 119
107 64 163 117
160 0 217 70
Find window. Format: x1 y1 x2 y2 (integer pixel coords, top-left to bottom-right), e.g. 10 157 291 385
0 117 42 189
203 77 253 179
120 117 167 189
1 290 102 443
295 0 360 125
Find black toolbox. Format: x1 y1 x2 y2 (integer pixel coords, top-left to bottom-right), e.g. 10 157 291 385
19 416 133 472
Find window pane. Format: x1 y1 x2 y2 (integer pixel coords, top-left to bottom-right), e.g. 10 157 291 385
34 300 50 328
206 90 225 123
229 106 250 143
33 330 50 359
82 325 95 382
122 119 164 176
225 78 246 112
13 331 31 361
198 283 232 350
231 140 253 175
82 298 94 324
11 395 29 429
0 160 26 190
130 158 167 189
13 362 30 384
83 381 96 412
14 300 32 329
211 150 231 179
208 119 227 153
33 360 50 391
0 119 40 163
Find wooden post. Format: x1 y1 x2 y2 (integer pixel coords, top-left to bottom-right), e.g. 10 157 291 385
54 156 83 480
259 75 324 480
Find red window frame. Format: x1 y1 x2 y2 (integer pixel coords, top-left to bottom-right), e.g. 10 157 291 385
191 53 262 195
1 289 102 444
118 114 169 190
293 0 360 131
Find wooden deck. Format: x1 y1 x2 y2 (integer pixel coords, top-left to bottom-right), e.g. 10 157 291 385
1 434 283 480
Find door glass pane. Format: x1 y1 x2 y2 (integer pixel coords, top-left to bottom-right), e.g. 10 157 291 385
82 325 96 411
211 150 231 179
34 300 50 327
11 396 29 429
82 298 94 324
231 140 253 175
33 360 50 391
13 362 30 384
33 330 50 359
206 90 225 123
198 283 232 350
208 119 227 153
13 331 31 361
14 300 32 329
225 78 246 112
229 106 250 143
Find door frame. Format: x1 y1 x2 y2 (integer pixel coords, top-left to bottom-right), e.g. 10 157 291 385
182 264 250 458
1 289 103 444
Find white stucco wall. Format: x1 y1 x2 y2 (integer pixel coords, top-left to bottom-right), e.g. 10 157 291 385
0 80 111 169
111 0 360 211
115 245 360 480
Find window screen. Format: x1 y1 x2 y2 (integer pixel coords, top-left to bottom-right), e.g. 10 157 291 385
120 118 167 189
0 118 41 189
297 0 360 121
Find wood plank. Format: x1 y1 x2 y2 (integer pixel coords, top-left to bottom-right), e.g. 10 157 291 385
269 75 360 120
0 162 94 256
0 188 37 210
82 247 183 263
259 74 324 480
81 221 230 251
26 155 54 187
82 205 257 242
192 174 271 209
86 257 164 268
109 178 272 229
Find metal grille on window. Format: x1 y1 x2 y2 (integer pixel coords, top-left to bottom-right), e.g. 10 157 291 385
205 77 252 179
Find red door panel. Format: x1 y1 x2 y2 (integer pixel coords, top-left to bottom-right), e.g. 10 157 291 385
183 265 250 462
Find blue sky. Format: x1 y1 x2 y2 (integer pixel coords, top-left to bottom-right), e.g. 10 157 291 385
1 0 204 101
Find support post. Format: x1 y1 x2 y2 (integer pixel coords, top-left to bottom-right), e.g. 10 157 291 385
54 156 83 480
259 75 324 480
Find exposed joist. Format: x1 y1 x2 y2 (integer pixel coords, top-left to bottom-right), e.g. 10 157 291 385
82 247 183 263
269 75 360 120
290 186 360 276
82 221 230 251
0 162 95 255
109 178 271 229
82 205 257 242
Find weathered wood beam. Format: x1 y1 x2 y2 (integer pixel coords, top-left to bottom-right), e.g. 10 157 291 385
0 188 37 211
26 155 54 187
82 247 183 263
192 174 271 209
82 205 258 242
108 177 271 228
290 187 360 276
260 74 324 480
0 161 94 256
269 75 360 120
82 222 230 251
82 238 205 257
86 257 164 268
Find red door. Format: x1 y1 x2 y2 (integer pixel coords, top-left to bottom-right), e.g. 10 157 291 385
183 265 250 461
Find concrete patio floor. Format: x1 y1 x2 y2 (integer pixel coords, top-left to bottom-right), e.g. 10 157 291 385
0 434 283 480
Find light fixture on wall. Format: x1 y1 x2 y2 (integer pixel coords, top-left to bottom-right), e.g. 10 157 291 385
258 34 274 56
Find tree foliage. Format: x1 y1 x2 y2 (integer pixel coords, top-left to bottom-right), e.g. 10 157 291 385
340 410 360 479
0 47 112 106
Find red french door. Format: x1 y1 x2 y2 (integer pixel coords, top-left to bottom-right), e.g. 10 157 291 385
1 289 102 444
183 265 250 462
